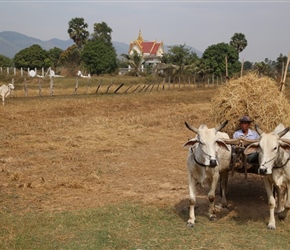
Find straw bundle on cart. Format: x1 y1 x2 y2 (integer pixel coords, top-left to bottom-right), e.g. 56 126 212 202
210 72 290 137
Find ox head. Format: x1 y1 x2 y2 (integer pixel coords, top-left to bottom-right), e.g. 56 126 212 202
8 83 14 90
183 120 230 167
244 124 290 175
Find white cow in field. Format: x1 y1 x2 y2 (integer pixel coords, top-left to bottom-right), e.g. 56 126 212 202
0 83 14 105
183 120 232 227
244 124 290 229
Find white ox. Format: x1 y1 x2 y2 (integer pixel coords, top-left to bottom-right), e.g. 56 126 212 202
244 124 290 229
0 83 14 105
183 121 232 227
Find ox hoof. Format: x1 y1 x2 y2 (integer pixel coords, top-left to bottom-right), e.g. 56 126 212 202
209 216 217 221
278 211 287 220
267 224 276 230
187 221 195 227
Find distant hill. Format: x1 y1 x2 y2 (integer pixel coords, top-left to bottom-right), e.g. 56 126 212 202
0 31 74 58
0 31 203 59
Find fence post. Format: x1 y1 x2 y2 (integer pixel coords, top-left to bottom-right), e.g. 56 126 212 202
7 67 9 75
114 83 124 93
144 83 151 92
124 85 133 93
132 85 140 93
11 78 14 97
106 80 114 93
38 78 42 96
95 79 102 94
50 77 54 96
24 78 28 97
74 77 79 94
139 84 146 92
150 82 155 92
85 78 91 94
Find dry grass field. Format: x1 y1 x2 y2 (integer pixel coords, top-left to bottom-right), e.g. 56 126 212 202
1 80 290 249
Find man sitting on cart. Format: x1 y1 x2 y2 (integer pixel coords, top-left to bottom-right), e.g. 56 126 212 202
232 116 260 172
233 116 259 140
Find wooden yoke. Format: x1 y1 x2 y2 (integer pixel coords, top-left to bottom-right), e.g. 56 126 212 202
223 138 259 179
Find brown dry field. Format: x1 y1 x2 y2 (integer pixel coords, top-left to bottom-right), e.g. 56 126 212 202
0 86 288 224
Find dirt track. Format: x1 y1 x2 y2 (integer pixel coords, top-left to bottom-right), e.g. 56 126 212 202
0 88 271 224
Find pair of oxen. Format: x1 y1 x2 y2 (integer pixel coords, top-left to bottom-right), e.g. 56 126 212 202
183 120 290 230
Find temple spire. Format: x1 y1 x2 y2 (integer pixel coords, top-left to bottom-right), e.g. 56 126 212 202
137 29 143 43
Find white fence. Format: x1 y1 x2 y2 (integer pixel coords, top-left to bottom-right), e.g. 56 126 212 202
0 67 45 77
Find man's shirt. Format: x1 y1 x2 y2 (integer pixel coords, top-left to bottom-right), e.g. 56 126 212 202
233 129 260 139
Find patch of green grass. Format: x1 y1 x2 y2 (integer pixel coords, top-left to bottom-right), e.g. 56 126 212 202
1 203 290 249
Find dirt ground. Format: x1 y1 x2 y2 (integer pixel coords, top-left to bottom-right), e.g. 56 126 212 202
0 87 272 223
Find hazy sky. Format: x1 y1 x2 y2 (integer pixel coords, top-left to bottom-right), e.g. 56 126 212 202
1 0 290 62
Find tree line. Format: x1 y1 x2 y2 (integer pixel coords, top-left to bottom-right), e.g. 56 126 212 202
0 17 288 82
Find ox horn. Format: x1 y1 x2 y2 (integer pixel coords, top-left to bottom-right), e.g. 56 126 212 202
242 138 260 145
215 120 228 132
222 138 259 146
278 127 290 138
222 138 241 145
255 124 264 136
184 122 198 133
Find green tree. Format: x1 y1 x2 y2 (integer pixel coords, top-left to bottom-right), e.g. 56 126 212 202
0 54 13 67
162 44 199 80
13 44 49 69
183 51 200 77
243 61 253 71
68 17 89 48
230 33 247 53
59 45 81 75
275 53 288 76
47 47 63 70
92 22 113 44
81 40 117 75
202 42 240 77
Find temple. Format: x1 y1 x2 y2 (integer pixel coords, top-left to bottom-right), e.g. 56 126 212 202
128 30 164 67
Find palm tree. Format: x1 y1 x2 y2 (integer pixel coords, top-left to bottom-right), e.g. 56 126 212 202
152 63 178 78
230 33 248 53
253 61 273 77
121 50 145 76
67 17 89 48
194 59 212 83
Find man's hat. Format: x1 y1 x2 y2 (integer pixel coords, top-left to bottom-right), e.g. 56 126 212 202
239 116 252 123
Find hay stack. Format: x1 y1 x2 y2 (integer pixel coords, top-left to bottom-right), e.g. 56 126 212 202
210 72 290 137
